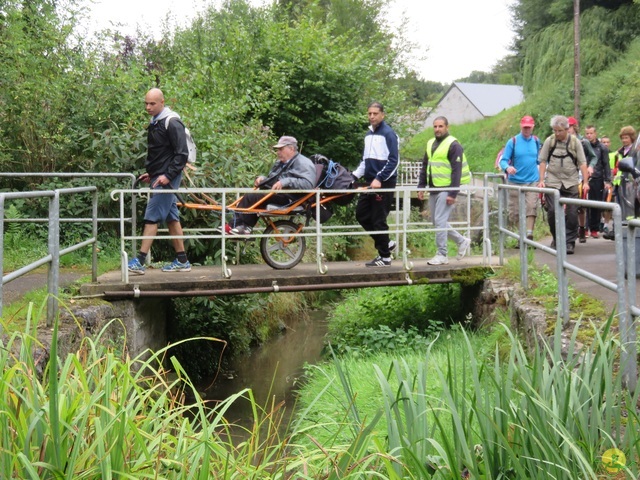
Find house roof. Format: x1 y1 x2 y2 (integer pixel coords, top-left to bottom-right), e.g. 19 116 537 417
450 82 524 117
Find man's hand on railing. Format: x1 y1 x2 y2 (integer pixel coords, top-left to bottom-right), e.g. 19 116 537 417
137 173 150 184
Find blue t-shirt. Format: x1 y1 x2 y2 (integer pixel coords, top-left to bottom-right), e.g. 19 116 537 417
499 133 541 184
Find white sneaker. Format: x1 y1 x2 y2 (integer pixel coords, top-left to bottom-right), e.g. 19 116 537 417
427 254 449 265
456 237 471 260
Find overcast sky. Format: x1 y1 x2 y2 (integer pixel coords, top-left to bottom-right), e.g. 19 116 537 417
86 0 515 84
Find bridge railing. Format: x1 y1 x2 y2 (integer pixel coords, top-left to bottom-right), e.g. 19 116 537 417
111 183 495 283
495 182 637 392
0 172 139 251
398 161 422 186
0 187 99 330
625 218 640 392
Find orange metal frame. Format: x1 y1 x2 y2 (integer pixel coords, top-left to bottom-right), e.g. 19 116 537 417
178 188 361 241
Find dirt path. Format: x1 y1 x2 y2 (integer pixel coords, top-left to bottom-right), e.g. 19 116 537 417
2 271 88 306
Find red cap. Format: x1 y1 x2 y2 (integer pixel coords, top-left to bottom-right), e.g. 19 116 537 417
568 116 578 126
520 115 535 127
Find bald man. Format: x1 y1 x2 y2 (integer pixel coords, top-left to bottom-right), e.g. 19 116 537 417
127 88 191 274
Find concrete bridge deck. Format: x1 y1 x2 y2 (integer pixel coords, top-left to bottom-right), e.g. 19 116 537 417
80 255 496 299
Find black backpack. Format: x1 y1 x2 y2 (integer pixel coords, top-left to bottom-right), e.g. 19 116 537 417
309 154 356 206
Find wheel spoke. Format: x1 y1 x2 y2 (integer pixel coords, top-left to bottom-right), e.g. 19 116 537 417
260 219 305 269
278 246 296 259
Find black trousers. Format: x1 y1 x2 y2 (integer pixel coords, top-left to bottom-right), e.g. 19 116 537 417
233 191 298 228
356 190 393 257
587 177 605 232
544 185 579 246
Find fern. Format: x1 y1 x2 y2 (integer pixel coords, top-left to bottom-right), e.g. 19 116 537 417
4 204 23 240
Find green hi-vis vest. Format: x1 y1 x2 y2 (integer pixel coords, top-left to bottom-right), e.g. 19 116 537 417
612 152 622 186
426 135 471 186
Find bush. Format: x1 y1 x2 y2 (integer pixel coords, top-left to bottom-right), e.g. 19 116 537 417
327 284 461 353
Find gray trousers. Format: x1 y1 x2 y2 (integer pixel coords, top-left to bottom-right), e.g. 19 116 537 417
430 191 465 256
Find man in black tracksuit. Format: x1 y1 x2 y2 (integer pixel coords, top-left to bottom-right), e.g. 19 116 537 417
585 125 612 238
352 102 399 267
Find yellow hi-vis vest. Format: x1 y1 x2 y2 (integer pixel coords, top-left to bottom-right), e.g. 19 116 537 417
426 135 471 186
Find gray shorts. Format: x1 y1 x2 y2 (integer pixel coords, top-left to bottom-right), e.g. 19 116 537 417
144 174 182 224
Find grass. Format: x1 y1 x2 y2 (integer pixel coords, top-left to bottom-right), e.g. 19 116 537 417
295 320 640 478
497 254 612 344
1 305 316 478
294 329 495 448
1 233 122 332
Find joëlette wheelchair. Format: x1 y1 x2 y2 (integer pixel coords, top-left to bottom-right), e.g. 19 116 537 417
178 162 358 269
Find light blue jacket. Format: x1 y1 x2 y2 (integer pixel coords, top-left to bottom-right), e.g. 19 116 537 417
500 133 540 184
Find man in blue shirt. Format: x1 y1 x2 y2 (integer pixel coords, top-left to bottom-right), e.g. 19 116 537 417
499 115 541 240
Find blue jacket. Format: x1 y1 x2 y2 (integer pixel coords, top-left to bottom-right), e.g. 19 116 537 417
353 120 399 186
499 133 540 184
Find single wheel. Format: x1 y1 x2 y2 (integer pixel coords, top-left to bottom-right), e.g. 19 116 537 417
260 220 306 269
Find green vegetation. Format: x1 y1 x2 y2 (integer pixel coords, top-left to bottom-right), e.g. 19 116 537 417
327 284 462 354
0 309 301 478
5 294 637 478
3 0 640 477
295 321 640 478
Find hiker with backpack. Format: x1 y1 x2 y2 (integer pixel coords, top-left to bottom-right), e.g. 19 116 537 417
128 88 192 275
497 115 541 241
537 115 590 255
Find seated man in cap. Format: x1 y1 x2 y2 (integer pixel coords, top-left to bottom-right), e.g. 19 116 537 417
224 135 317 235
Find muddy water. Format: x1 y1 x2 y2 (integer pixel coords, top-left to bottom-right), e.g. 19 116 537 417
201 309 329 430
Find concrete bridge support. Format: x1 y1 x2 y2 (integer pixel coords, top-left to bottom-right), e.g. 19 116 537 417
40 298 169 364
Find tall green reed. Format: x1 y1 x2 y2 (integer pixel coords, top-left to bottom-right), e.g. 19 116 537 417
370 317 640 478
0 303 317 478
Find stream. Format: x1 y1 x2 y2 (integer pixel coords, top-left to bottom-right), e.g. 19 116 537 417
200 309 329 432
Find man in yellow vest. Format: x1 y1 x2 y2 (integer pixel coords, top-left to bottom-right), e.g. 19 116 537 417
417 116 471 265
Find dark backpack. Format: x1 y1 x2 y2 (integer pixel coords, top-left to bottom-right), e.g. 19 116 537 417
309 154 356 206
547 134 579 168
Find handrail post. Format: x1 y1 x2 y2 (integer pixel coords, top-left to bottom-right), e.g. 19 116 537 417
131 176 138 255
221 192 232 279
92 189 99 282
482 175 491 265
620 210 637 392
402 187 413 271
519 188 528 289
47 192 61 327
315 190 328 274
0 194 4 328
497 182 507 264
554 190 570 326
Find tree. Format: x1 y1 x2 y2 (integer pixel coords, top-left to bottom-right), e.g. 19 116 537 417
0 0 83 174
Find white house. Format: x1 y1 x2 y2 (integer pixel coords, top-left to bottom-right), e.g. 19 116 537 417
424 82 524 127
